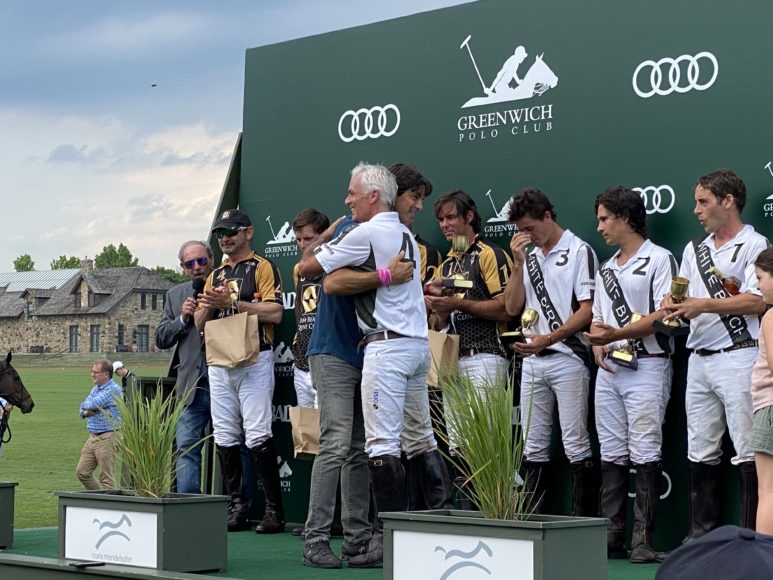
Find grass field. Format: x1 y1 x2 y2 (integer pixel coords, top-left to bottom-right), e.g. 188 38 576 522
1 354 172 528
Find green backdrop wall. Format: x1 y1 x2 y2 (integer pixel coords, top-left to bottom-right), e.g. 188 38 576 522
233 0 773 547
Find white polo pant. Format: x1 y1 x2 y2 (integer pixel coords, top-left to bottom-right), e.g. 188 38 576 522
686 348 756 465
360 337 436 459
521 353 591 463
595 357 672 465
293 366 318 409
444 353 509 450
209 354 275 449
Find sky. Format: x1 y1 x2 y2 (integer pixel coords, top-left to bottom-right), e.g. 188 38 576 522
0 0 470 273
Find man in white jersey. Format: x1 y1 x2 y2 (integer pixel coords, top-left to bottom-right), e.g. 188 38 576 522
504 188 599 517
585 187 676 563
662 169 769 540
298 162 440 568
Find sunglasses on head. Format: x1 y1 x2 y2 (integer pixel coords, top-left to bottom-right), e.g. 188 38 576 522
214 228 245 239
182 257 209 269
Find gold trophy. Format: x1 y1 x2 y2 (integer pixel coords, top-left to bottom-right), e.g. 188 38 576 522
609 312 644 370
442 235 473 290
654 276 690 336
502 307 541 347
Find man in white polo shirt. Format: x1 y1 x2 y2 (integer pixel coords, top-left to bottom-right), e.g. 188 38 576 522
504 187 599 517
663 169 769 540
298 162 442 568
584 187 676 563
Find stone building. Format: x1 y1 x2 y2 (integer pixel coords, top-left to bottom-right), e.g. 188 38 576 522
0 260 174 354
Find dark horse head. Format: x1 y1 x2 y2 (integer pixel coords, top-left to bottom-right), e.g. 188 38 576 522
0 352 34 413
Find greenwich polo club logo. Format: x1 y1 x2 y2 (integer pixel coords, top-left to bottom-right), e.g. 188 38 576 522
264 215 298 258
273 341 294 377
337 104 401 143
482 190 518 239
632 51 718 98
457 34 558 143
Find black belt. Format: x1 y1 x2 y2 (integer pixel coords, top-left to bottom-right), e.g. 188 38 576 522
90 430 113 437
360 331 408 349
535 348 561 357
693 339 758 357
637 353 669 359
259 344 272 352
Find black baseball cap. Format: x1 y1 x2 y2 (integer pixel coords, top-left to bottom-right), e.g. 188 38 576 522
655 526 773 580
212 209 251 231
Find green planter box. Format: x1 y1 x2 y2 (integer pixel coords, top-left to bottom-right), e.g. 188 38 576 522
382 510 608 580
57 491 228 573
0 482 17 549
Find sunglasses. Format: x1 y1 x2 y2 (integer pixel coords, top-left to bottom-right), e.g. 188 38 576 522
214 228 245 239
182 257 209 269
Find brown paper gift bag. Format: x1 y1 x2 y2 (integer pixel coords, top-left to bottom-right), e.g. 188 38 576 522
204 312 260 368
289 406 320 460
427 330 460 388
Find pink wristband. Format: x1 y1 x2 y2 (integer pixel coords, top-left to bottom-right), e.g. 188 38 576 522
377 268 392 287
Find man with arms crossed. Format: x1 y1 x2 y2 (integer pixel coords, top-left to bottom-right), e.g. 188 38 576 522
505 188 598 517
155 240 214 494
195 209 285 534
585 187 675 562
663 169 769 539
300 162 441 568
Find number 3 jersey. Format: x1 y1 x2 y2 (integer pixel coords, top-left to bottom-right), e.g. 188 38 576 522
521 229 598 362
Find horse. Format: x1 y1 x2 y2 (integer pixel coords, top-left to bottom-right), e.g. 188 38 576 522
463 53 559 108
0 352 34 413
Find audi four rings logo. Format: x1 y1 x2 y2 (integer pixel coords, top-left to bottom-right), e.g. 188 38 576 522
634 185 676 215
632 52 718 98
337 104 401 143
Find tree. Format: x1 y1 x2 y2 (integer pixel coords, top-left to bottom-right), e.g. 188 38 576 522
50 255 81 270
94 243 139 269
13 254 35 272
151 266 187 284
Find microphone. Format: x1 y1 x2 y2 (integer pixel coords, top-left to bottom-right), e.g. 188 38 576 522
186 277 207 323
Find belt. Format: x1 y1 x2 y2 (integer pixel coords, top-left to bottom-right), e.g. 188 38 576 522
460 347 481 357
360 331 408 349
693 339 758 357
90 430 113 437
259 344 272 352
535 348 560 357
637 353 669 359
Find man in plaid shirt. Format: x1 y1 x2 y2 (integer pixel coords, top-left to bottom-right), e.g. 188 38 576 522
75 358 122 490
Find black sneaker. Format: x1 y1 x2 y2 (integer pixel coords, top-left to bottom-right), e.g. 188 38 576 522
348 534 383 568
302 541 342 569
340 539 369 561
255 508 285 534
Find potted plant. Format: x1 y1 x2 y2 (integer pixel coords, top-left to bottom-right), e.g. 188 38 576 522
57 381 228 572
380 371 608 580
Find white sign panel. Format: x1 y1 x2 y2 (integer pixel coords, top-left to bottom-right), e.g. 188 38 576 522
64 506 158 568
393 530 534 579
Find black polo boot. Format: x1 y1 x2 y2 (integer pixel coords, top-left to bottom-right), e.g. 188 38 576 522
348 455 406 569
251 439 285 534
216 445 250 532
739 460 758 530
682 461 722 544
522 460 549 514
600 461 629 559
570 458 599 517
414 449 454 509
630 462 664 563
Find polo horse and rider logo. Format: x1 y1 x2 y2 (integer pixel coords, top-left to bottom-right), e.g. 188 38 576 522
0 352 35 454
460 36 559 108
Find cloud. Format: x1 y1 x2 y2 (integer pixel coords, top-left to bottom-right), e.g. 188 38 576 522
47 144 106 164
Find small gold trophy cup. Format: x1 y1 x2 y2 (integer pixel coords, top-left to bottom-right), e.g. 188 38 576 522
502 307 540 347
610 312 644 370
654 276 690 336
443 235 473 290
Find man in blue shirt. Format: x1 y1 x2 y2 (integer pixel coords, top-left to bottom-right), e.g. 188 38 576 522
75 359 123 490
